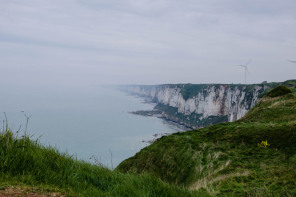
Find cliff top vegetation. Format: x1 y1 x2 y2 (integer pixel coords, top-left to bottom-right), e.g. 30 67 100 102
126 79 296 100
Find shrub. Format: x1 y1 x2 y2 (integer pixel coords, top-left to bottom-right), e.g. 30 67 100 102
264 85 292 98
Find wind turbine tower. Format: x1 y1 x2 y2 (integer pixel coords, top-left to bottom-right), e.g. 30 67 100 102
237 59 251 84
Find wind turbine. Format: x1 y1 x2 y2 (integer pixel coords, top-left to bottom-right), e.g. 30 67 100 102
237 59 251 84
288 60 296 64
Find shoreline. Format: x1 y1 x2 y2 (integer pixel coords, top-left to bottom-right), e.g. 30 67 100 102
126 92 198 130
129 109 196 130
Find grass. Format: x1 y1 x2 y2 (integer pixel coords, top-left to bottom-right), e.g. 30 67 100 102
0 126 198 196
117 87 296 196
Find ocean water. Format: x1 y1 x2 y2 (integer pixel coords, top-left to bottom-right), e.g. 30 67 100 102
0 84 187 167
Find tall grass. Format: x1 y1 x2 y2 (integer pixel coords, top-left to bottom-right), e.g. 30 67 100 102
0 123 197 196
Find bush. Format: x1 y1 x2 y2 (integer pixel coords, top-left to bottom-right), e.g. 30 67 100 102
264 85 292 98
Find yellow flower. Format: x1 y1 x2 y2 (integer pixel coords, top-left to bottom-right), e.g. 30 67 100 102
258 140 270 148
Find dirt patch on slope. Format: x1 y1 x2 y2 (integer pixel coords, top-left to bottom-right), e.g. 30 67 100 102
0 186 65 197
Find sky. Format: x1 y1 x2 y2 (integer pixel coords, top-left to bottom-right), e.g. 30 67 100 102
0 0 296 86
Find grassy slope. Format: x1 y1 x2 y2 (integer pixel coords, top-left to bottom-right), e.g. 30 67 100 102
0 131 198 196
117 86 296 196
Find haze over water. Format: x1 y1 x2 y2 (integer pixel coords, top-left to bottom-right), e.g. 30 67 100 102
0 84 187 167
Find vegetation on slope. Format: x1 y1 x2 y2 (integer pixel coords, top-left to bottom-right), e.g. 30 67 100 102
263 85 293 98
0 128 197 196
117 86 296 196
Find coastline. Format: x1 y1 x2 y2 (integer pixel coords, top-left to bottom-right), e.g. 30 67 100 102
125 91 199 130
129 109 196 130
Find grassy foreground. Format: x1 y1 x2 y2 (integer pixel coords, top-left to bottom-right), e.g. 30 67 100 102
0 129 198 196
117 86 296 196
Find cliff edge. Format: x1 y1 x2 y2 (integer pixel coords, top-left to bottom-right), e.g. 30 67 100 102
122 80 296 128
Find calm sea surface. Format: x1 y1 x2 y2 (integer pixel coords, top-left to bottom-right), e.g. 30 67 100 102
0 84 187 167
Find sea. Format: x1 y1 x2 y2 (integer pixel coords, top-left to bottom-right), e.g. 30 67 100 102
0 84 187 168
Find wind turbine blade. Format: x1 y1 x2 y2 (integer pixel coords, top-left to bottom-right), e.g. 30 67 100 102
246 58 252 66
288 60 296 63
237 65 246 68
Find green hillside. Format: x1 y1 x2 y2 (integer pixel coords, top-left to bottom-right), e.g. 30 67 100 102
0 128 197 196
117 85 296 196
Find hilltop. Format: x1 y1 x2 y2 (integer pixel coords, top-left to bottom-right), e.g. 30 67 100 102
117 85 296 196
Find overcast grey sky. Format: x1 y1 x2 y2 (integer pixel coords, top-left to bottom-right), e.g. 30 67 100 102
0 0 296 86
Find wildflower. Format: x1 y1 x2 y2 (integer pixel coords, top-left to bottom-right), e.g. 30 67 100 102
258 140 270 148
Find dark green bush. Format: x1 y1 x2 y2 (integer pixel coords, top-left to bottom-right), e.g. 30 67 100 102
264 85 292 98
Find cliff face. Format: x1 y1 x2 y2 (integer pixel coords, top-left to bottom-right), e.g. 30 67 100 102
123 84 271 128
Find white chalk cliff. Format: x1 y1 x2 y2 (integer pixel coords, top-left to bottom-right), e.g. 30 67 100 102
123 84 271 128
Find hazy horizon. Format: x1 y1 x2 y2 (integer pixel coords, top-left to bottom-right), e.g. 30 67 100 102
1 1 296 88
